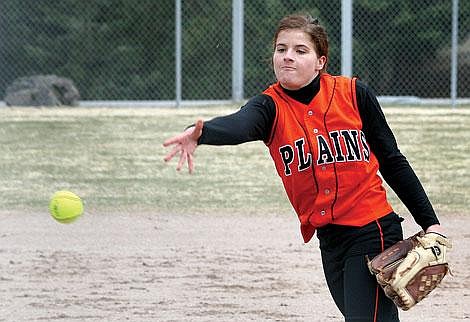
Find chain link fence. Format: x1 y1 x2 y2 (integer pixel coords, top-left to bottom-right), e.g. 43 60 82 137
354 0 469 99
0 0 468 104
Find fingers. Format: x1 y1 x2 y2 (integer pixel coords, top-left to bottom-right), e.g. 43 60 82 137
166 149 194 174
164 144 181 162
163 119 203 173
187 153 194 174
163 133 185 147
176 151 187 172
191 119 204 141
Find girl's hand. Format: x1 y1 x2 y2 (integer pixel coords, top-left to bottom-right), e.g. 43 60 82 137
163 119 204 174
425 224 445 236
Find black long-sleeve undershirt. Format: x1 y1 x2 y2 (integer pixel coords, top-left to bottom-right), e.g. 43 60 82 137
197 75 439 230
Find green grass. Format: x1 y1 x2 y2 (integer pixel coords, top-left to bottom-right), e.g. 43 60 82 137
0 105 469 216
382 107 470 216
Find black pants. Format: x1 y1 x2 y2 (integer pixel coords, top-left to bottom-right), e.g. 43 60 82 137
316 212 404 322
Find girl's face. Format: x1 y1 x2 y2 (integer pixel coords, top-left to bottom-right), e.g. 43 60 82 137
273 29 326 90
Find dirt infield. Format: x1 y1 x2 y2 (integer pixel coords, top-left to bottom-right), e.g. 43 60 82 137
1 211 468 321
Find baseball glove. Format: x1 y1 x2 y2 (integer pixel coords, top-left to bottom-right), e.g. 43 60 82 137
367 231 452 310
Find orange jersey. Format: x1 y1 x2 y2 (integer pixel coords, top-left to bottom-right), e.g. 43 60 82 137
264 74 393 243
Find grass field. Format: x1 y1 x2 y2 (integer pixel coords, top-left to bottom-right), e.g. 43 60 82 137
0 105 469 217
1 105 469 322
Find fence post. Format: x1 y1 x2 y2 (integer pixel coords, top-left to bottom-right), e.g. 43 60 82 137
232 0 244 102
341 0 353 77
450 0 459 108
175 0 182 107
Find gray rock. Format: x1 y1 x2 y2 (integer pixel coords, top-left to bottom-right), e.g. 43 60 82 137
4 75 80 107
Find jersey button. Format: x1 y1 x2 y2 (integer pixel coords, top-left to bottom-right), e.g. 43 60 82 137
308 110 313 116
324 189 330 195
320 210 326 216
313 128 319 133
321 166 327 171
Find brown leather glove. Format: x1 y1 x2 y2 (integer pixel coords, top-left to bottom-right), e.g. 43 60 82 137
367 231 452 310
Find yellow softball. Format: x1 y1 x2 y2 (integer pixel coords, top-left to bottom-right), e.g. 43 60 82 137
49 190 84 223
